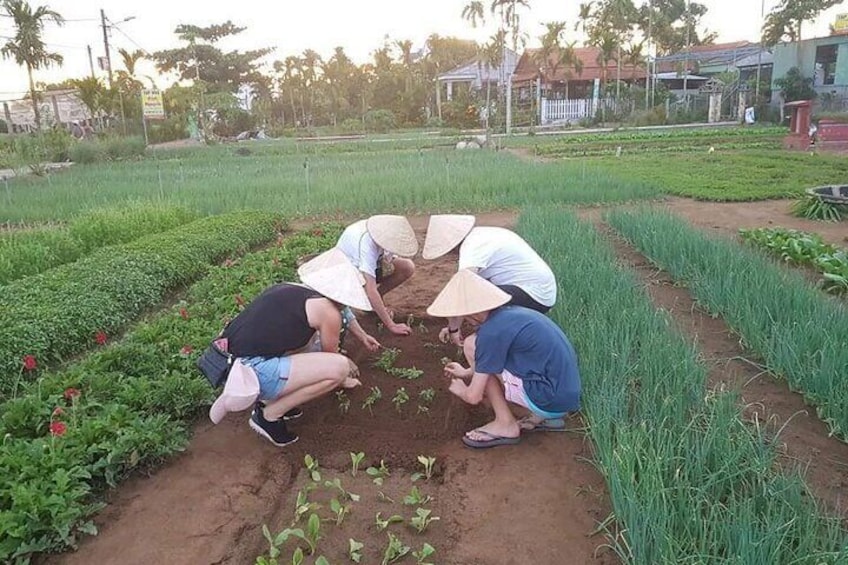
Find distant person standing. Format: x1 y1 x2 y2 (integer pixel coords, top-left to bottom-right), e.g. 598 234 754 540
422 215 557 346
336 215 418 336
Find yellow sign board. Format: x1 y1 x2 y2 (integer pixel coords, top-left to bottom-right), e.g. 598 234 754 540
835 13 848 34
141 89 165 120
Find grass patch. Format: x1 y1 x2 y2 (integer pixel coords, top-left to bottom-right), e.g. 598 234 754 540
519 207 847 563
0 143 657 222
607 209 848 440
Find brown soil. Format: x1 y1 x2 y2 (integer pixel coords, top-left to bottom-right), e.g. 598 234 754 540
48 213 614 565
593 221 848 520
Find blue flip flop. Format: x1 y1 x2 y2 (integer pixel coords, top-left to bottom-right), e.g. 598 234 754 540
520 416 567 432
462 430 521 449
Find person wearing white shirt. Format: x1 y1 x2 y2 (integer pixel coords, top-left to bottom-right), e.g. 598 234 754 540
336 215 418 336
423 214 556 346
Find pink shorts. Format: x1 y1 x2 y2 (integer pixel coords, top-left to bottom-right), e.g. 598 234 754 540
499 369 531 409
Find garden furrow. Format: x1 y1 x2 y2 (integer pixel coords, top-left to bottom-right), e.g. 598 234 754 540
0 211 283 397
606 209 848 442
518 207 847 564
595 220 848 519
0 225 340 563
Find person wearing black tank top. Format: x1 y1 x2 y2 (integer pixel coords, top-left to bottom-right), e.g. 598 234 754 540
215 249 380 447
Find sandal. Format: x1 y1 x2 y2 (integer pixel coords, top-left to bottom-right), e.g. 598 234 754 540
461 429 521 449
518 415 567 432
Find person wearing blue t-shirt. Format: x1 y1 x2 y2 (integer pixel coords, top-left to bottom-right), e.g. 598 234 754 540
427 270 581 449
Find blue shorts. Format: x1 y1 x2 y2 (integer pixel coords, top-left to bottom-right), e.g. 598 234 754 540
241 356 293 401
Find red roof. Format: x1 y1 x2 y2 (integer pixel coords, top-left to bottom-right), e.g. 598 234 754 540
512 47 644 84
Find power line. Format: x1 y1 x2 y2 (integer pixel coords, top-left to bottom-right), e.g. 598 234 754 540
0 13 98 22
109 21 152 56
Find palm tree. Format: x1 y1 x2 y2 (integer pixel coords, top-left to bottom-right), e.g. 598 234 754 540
1 0 64 129
461 0 485 28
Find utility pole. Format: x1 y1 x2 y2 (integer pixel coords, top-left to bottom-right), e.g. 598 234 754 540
87 45 95 79
755 0 765 103
683 0 690 104
100 8 113 87
645 0 652 110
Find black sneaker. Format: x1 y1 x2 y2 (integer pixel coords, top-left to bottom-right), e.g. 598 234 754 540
249 407 299 447
253 401 303 421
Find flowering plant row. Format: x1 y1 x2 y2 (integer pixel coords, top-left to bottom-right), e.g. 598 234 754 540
0 210 283 397
0 224 339 563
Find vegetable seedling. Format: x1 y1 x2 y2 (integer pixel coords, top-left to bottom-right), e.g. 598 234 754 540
261 524 314 558
375 512 404 532
293 489 321 525
392 387 409 413
403 486 432 506
329 498 351 526
382 532 411 564
315 557 329 565
304 513 321 554
410 508 440 533
417 388 436 414
336 390 351 414
387 366 424 380
349 538 365 563
413 543 436 565
377 491 396 504
366 459 390 486
291 547 304 565
304 455 321 483
325 477 361 502
374 348 400 371
362 386 382 415
350 451 365 477
411 455 436 482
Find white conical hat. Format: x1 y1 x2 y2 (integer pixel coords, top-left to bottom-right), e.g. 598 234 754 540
427 269 511 318
366 215 419 257
422 214 476 260
297 248 372 311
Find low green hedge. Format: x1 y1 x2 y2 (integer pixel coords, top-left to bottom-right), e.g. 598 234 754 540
0 204 199 285
0 211 283 397
0 226 338 563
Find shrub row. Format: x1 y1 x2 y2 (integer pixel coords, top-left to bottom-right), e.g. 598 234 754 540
0 224 340 563
607 209 848 441
0 211 283 397
519 208 846 563
0 204 198 285
68 137 146 164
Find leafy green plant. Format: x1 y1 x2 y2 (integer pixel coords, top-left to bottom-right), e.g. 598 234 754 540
412 543 436 565
259 523 316 563
325 477 360 502
304 513 321 555
417 388 436 414
392 387 409 413
387 366 424 380
402 486 432 506
382 532 411 564
304 455 321 483
373 348 400 371
350 451 365 477
375 512 404 532
362 386 382 416
791 195 846 222
314 556 329 565
329 498 351 526
366 460 390 486
336 390 351 414
411 456 436 482
348 538 364 563
293 488 321 525
410 508 440 534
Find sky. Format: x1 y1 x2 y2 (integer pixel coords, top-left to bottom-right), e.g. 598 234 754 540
1 0 845 100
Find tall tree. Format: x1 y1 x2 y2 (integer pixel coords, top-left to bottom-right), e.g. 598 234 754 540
0 0 64 128
154 21 272 93
535 22 584 101
636 0 715 56
762 0 841 45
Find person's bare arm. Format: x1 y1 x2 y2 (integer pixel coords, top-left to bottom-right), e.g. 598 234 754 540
305 299 342 352
364 274 411 336
348 317 381 351
448 372 489 405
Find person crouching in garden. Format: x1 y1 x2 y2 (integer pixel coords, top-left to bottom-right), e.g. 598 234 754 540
209 248 381 447
427 270 581 448
422 214 556 347
336 215 418 336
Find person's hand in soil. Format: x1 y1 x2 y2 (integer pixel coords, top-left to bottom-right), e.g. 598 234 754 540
343 359 362 388
439 326 463 346
388 322 412 336
444 362 472 380
359 333 381 352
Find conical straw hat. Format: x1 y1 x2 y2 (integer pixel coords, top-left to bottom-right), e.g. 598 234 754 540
298 248 372 311
366 215 419 257
427 269 511 318
422 214 476 259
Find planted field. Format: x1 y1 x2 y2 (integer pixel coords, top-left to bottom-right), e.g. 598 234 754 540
607 209 848 441
0 211 281 397
0 204 197 285
0 142 656 222
519 207 847 563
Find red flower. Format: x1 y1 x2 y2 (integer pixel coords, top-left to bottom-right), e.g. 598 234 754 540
63 388 81 401
312 228 324 237
22 355 37 371
180 345 194 356
95 331 108 346
179 307 189 320
52 406 64 418
235 294 245 307
50 421 67 437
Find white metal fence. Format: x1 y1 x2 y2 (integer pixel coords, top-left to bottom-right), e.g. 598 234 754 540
540 97 627 124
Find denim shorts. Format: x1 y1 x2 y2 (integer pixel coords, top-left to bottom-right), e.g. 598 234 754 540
241 355 293 401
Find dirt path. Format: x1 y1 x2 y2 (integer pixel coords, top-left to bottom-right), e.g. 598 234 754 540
590 219 848 520
48 213 614 565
